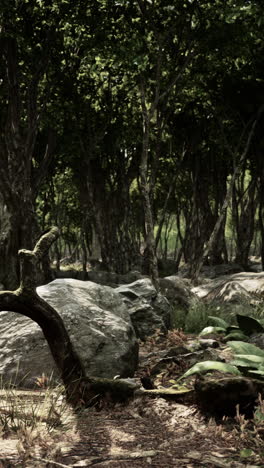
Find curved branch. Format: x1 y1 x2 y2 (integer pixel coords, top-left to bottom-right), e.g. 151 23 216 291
0 227 85 401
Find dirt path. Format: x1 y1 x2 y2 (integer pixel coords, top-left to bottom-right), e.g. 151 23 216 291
58 399 245 467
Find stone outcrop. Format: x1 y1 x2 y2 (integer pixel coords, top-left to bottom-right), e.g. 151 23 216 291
116 278 171 340
192 272 264 304
0 279 138 387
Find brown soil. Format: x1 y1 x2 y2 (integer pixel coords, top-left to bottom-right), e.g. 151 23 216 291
0 332 263 467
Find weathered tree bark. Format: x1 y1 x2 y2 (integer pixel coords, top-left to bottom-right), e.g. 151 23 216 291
0 22 56 289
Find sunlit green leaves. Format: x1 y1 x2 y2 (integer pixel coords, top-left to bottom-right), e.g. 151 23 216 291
179 361 241 380
227 342 264 358
199 326 226 336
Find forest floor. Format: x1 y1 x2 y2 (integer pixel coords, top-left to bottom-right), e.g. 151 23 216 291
0 332 263 467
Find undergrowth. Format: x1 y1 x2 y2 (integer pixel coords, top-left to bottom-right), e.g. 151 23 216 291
0 374 75 466
173 300 264 334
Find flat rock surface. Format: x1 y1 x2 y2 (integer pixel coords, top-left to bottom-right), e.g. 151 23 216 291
192 272 264 301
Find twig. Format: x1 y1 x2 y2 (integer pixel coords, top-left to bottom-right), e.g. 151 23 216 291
29 455 73 467
29 450 158 467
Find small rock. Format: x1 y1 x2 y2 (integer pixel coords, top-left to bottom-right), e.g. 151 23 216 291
198 339 220 349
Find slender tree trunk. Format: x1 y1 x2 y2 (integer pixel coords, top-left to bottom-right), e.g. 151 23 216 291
139 115 159 288
234 178 257 268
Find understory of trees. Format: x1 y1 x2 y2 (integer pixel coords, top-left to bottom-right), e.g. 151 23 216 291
1 0 264 289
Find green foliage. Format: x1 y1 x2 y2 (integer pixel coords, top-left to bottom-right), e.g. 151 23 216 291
1 0 264 280
208 316 229 329
179 361 241 380
223 331 248 342
227 341 264 358
198 313 264 342
184 302 209 333
170 307 187 330
230 354 264 369
199 326 226 336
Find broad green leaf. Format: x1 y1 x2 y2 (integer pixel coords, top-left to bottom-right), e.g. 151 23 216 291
223 332 248 342
208 316 229 329
236 314 264 335
230 354 264 369
227 341 264 357
226 325 240 334
248 369 264 377
199 326 226 336
179 361 241 380
235 354 264 363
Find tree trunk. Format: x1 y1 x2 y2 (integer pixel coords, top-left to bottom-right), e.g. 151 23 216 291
0 194 18 289
139 116 159 288
233 177 257 268
0 31 55 288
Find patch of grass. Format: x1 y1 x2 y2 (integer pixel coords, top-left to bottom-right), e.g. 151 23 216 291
170 306 187 329
184 302 211 333
0 375 76 466
0 385 70 435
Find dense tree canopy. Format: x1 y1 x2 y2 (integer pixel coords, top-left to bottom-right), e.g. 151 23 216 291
0 0 264 288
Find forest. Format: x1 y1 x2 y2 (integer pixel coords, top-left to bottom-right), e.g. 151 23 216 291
1 1 264 466
0 0 264 291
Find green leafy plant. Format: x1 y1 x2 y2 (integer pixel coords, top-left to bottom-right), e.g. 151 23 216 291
199 313 264 342
199 326 226 336
179 361 241 380
180 340 264 381
228 341 264 378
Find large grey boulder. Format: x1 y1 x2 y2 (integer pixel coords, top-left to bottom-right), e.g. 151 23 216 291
0 279 138 387
116 278 171 340
54 269 144 288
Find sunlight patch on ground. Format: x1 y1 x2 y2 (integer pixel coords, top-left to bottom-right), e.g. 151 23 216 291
108 427 136 456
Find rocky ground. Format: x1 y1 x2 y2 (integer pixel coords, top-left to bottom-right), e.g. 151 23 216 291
1 330 263 468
